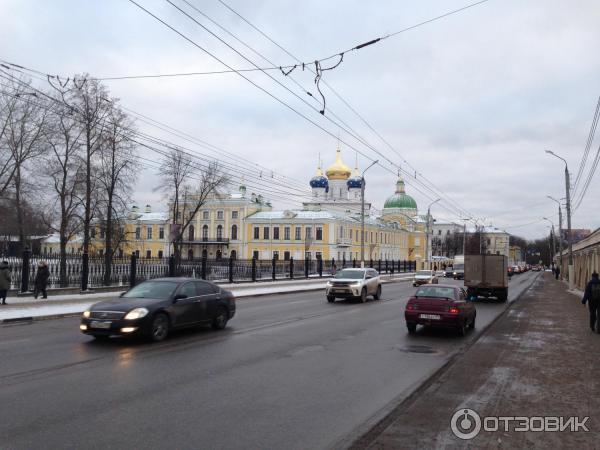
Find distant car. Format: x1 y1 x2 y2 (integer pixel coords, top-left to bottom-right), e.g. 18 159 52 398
452 264 465 280
80 278 236 342
511 265 521 274
444 266 454 278
326 268 382 303
413 270 439 287
405 284 476 336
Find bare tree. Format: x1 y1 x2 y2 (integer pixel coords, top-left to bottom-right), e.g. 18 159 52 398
159 151 228 263
43 100 85 286
97 105 138 285
0 86 19 197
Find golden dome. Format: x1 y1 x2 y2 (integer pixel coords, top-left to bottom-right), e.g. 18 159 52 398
325 148 352 180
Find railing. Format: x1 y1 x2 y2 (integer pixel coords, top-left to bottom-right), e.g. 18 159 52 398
336 237 352 246
181 238 230 244
0 250 416 292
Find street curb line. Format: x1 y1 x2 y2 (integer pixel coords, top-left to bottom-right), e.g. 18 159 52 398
343 272 541 450
0 277 414 324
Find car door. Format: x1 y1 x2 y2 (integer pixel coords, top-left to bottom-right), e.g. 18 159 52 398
367 270 377 294
172 282 200 326
194 281 219 323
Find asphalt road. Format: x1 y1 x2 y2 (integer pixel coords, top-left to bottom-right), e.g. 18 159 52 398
0 272 539 450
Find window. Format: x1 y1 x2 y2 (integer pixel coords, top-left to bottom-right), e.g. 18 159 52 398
253 250 259 260
135 250 140 258
232 210 239 219
99 228 105 239
147 226 153 240
176 211 181 220
316 251 322 260
305 251 311 259
264 226 270 240
316 227 323 241
284 227 290 240
217 225 223 240
135 227 141 240
295 227 301 240
202 225 208 240
188 225 195 241
146 250 151 259
202 211 209 220
99 249 104 256
158 250 163 259
339 226 344 238
273 227 280 240
438 230 442 235
159 227 164 239
284 251 291 261
91 228 96 238
231 224 238 240
118 249 124 258
217 210 224 220
350 229 353 240
273 251 279 260
195 281 218 295
306 227 312 239
254 227 260 239
177 282 198 298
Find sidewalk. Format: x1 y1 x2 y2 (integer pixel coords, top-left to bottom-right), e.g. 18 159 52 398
353 272 600 449
0 272 414 322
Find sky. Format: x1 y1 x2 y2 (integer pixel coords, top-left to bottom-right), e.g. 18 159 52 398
1 0 599 239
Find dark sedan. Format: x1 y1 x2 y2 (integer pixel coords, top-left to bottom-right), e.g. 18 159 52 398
80 278 236 342
405 284 475 336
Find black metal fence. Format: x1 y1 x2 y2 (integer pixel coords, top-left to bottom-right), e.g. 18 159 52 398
1 250 416 292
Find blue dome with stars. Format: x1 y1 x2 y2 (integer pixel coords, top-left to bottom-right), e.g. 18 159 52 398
347 175 362 189
310 175 329 188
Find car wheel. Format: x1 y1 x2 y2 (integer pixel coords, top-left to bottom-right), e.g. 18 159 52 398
360 288 367 303
149 313 169 342
327 295 335 303
458 321 468 337
374 285 382 300
212 306 229 330
407 322 417 334
468 315 476 329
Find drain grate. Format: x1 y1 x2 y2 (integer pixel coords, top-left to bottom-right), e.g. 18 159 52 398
399 345 437 354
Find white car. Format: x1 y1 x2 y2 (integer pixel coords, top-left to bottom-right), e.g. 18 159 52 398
413 270 439 287
326 268 382 303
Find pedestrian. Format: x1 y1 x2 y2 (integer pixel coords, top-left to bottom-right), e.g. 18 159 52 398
34 261 50 299
555 265 560 280
582 272 600 332
0 260 10 305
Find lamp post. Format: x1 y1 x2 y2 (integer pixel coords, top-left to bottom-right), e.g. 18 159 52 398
543 217 556 268
545 150 573 288
425 199 441 270
360 160 378 268
547 195 563 277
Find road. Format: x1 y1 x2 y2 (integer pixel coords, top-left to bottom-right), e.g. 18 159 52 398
0 272 539 450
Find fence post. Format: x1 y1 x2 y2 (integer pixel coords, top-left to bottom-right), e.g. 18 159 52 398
290 257 294 279
342 256 346 268
352 258 356 268
304 258 309 278
229 256 234 283
391 259 395 275
252 257 257 282
81 252 89 291
129 254 137 288
20 249 30 293
403 260 407 272
272 257 276 281
318 258 323 277
370 258 373 269
201 257 207 280
168 255 175 277
385 259 389 274
331 257 335 274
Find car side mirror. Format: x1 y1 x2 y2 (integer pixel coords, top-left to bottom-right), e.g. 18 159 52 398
119 292 125 297
174 294 188 302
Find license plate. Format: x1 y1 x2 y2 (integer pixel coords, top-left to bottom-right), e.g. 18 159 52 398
90 321 111 329
419 314 441 320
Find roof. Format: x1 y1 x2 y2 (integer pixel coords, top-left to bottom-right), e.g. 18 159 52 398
131 212 169 222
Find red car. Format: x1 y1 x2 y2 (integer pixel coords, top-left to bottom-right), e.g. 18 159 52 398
405 284 476 336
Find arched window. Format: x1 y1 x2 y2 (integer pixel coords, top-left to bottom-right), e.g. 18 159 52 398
217 225 223 240
202 225 208 240
188 225 194 241
231 224 238 240
188 249 194 260
230 250 237 259
216 249 222 260
202 249 207 259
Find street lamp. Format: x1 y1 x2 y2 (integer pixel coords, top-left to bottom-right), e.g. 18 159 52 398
542 217 556 268
545 150 573 288
360 160 378 268
425 199 441 269
547 195 564 277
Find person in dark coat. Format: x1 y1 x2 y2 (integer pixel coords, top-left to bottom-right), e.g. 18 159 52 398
582 272 600 332
34 261 50 299
554 265 561 280
0 260 10 305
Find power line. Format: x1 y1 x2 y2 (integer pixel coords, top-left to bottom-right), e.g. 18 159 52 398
572 95 600 195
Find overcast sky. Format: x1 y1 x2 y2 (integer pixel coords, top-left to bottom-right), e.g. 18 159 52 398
2 0 599 239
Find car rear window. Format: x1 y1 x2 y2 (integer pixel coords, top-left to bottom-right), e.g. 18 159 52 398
415 286 455 299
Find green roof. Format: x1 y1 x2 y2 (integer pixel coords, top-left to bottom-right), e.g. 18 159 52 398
384 193 417 209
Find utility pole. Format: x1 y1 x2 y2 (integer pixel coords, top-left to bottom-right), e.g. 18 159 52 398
425 199 440 269
547 195 563 277
360 160 378 268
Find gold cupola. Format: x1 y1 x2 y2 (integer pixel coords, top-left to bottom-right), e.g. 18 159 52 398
325 148 352 181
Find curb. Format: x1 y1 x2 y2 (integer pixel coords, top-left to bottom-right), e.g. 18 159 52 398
343 272 541 450
1 277 414 324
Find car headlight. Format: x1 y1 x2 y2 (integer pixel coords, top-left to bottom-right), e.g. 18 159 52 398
124 308 149 320
352 281 361 286
83 310 91 318
326 281 333 287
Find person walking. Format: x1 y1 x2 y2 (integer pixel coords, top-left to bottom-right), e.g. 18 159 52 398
554 265 561 280
34 261 50 299
0 260 10 305
581 272 600 332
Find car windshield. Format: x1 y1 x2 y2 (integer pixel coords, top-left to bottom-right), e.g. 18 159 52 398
122 281 178 299
453 264 464 270
415 286 455 299
416 271 432 276
334 270 364 279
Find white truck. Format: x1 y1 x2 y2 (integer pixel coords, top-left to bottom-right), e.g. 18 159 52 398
464 254 508 302
452 255 465 280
